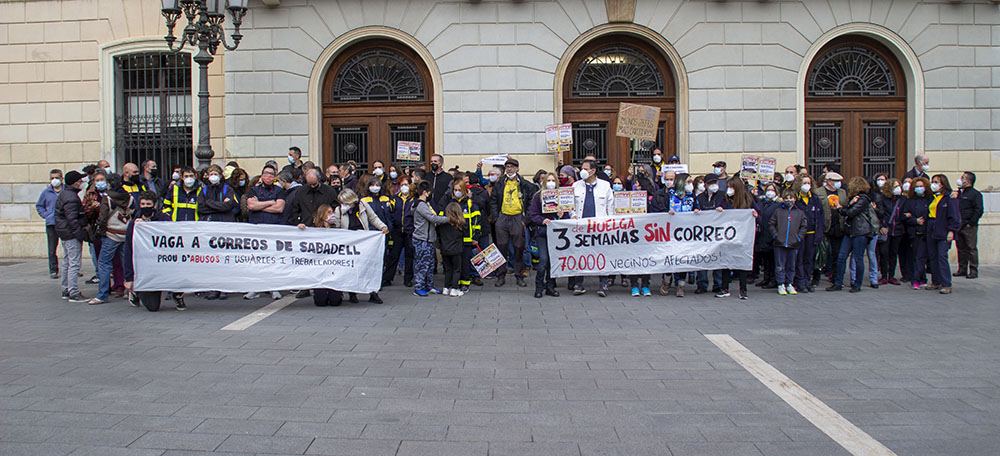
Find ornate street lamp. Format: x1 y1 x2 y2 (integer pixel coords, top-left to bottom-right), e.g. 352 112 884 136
161 0 248 170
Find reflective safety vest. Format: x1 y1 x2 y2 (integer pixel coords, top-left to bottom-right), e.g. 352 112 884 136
458 197 481 244
162 183 201 221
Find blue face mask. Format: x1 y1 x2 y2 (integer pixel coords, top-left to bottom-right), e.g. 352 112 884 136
612 183 623 192
95 181 107 191
914 186 925 196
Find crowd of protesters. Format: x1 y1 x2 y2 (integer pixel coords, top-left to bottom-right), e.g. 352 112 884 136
39 147 983 309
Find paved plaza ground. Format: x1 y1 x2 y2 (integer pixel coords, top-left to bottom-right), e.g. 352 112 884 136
1 258 998 455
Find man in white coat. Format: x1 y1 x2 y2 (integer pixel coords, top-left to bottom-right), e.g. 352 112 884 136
570 159 616 297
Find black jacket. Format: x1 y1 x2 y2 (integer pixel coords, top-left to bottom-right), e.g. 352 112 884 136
489 174 537 218
902 196 931 238
957 186 983 227
198 183 238 222
54 186 87 241
287 183 337 226
695 191 730 211
838 193 873 238
428 170 453 209
468 185 491 234
769 204 808 249
437 223 465 256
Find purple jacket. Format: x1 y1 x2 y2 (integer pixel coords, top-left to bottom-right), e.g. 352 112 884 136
528 191 569 237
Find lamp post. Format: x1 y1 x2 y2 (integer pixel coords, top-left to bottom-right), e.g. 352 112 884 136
161 0 248 170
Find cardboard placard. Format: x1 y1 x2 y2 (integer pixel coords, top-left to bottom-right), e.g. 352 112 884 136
395 141 421 162
540 188 575 213
614 191 647 214
741 155 760 187
471 243 506 278
545 123 573 154
615 103 660 140
758 156 777 183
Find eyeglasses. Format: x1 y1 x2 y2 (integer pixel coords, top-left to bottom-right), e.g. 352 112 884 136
262 172 276 176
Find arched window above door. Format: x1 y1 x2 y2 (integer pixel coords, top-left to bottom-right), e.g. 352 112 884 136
571 45 665 98
807 45 897 97
330 48 426 102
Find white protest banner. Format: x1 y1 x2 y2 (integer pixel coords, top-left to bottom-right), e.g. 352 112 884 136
482 154 509 166
661 164 688 174
546 210 755 278
133 221 385 294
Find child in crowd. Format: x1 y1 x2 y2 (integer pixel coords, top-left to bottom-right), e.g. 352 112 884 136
769 189 807 296
438 202 467 297
412 181 449 296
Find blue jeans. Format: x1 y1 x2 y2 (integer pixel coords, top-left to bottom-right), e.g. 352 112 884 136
774 246 798 285
835 235 869 288
850 235 879 285
96 237 124 300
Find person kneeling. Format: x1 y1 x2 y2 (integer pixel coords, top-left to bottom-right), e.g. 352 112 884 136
123 192 170 311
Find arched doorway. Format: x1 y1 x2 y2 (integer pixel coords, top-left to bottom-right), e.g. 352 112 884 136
321 39 433 172
562 35 676 173
805 36 906 178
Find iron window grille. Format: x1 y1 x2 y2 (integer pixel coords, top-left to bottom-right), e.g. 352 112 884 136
572 45 665 98
808 45 897 97
332 48 426 102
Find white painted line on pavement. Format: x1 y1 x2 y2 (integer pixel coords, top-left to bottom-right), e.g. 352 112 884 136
220 295 297 331
705 334 896 456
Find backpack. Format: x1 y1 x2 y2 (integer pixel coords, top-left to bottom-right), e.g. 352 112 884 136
865 205 881 238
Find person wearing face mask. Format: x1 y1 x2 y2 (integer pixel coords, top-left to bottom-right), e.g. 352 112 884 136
489 158 537 288
954 171 982 280
692 173 730 294
903 154 930 180
360 175 395 286
412 181 451 296
159 167 202 310
921 175 961 294
754 183 782 289
288 168 338 229
370 160 390 188
140 159 165 201
528 172 569 298
814 172 847 283
656 173 696 297
229 167 250 214
901 177 932 289
119 162 147 210
782 165 800 192
196 165 238 300
445 179 482 294
827 177 875 293
281 146 304 175
626 177 658 297
87 174 135 306
82 170 111 286
792 174 824 293
428 154 453 207
877 178 907 286
462 172 492 280
242 165 287 300
770 189 808 296
386 176 413 287
569 160 616 296
711 161 729 194
329 189 389 303
54 171 90 302
123 192 171 311
386 165 402 194
37 169 65 279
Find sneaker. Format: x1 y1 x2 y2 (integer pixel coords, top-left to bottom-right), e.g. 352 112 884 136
545 288 560 297
86 276 99 284
50 272 59 279
911 282 920 290
659 283 670 296
597 286 608 297
295 290 311 298
631 287 640 297
271 291 282 300
939 287 952 294
573 286 587 296
128 293 139 307
61 290 69 300
442 288 451 296
413 289 428 297
925 284 941 290
68 293 88 303
460 285 470 293
516 277 527 287
777 285 787 295
175 297 187 310
428 287 442 295
675 286 684 297
715 289 731 298
449 289 460 297
739 290 748 300
641 287 652 296
534 290 544 298
368 292 383 304
826 285 843 291
86 297 107 305
243 292 259 300
787 284 797 295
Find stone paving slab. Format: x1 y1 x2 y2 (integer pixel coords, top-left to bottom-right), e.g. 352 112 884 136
1 259 999 455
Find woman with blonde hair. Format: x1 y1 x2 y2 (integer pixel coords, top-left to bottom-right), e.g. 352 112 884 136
827 176 874 293
331 189 389 304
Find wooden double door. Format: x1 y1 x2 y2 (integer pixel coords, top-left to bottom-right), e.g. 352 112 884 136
322 114 432 173
806 109 905 179
562 110 675 174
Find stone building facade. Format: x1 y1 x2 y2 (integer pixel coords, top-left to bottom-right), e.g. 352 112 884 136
1 0 998 259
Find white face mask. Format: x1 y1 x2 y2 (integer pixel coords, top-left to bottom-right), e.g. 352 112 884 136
930 182 941 193
800 184 811 193
708 183 719 193
505 172 516 179
399 185 410 195
104 167 112 174
208 174 220 185
955 179 963 188
684 183 694 193
876 179 886 188
697 183 705 193
902 182 911 192
340 203 351 212
184 177 196 188
921 164 930 172
579 169 590 180
81 176 89 184
172 172 181 181
892 186 902 196
373 168 384 176
653 155 662 163
765 190 776 199
389 171 398 179
453 190 463 199
785 173 795 182
832 181 842 190
546 181 557 190
603 169 612 177
369 186 381 194
51 178 61 187
726 187 735 197
664 180 674 188
713 167 723 175
488 174 498 183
